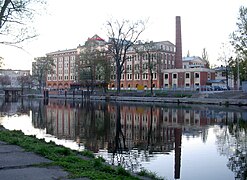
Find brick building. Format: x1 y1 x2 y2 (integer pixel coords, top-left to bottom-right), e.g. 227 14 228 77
43 16 215 90
46 48 77 89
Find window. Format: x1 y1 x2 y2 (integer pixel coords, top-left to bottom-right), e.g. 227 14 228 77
195 73 200 78
186 83 190 87
173 74 177 79
165 74 168 79
186 73 190 78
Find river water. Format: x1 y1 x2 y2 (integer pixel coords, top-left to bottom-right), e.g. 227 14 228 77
0 98 246 180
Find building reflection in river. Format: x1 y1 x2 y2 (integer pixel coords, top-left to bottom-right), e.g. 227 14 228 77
30 99 243 178
0 98 246 179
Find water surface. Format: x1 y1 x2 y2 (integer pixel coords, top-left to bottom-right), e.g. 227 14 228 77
0 98 246 180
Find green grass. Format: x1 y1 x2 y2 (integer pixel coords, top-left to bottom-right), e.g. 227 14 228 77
0 128 144 180
0 127 165 179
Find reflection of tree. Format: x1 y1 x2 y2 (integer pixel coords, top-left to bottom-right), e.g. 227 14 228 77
31 100 46 129
215 119 247 180
112 104 127 161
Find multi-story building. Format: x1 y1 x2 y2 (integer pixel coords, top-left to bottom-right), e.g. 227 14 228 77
109 41 176 89
44 16 215 90
46 48 77 89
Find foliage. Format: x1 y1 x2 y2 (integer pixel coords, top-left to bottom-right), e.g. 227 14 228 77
77 40 110 93
106 19 146 93
0 0 46 47
230 6 247 82
138 169 164 180
32 56 54 91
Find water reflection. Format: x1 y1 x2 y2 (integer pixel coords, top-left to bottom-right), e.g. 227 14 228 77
0 98 246 180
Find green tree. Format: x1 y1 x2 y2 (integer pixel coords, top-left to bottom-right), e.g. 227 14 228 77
202 48 210 68
0 0 46 46
106 19 146 93
231 6 247 83
77 41 110 93
32 56 54 92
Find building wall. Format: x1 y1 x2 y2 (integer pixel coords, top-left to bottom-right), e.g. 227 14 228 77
46 49 77 89
163 68 215 89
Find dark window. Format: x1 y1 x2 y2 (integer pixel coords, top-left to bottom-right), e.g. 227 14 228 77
165 74 168 79
173 74 177 79
195 73 199 78
186 73 190 78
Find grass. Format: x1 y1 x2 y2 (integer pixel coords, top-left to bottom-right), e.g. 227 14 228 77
0 127 163 180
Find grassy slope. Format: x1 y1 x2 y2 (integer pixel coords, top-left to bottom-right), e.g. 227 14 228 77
0 128 162 180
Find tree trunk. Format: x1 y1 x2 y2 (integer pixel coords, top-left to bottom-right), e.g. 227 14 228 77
116 67 121 94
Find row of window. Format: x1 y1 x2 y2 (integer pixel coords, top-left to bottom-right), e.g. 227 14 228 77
164 72 200 79
164 83 200 87
47 75 75 81
111 73 157 80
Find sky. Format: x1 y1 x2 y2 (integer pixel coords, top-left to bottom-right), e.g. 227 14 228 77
0 0 247 70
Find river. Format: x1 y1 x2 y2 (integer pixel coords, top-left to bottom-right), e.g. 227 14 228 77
0 97 246 180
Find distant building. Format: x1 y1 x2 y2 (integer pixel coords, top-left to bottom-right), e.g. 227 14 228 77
0 69 30 87
213 65 234 89
182 56 208 69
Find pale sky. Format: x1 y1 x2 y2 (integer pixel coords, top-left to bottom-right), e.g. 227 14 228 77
0 0 247 70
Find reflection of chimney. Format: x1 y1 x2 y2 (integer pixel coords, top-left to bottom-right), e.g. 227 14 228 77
175 16 183 69
174 128 182 179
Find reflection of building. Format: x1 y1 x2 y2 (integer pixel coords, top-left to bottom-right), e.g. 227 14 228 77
38 100 244 178
45 100 78 140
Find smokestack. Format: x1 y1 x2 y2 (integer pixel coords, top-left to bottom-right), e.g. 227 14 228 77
175 16 182 69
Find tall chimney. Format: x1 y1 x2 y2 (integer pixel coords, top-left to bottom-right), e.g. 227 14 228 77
175 16 182 69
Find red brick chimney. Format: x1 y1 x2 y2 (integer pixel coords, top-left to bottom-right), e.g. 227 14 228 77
175 16 183 69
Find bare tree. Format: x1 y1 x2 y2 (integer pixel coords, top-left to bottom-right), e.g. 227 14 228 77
17 74 32 94
217 43 233 88
135 41 161 96
0 75 11 87
106 19 146 93
0 0 46 47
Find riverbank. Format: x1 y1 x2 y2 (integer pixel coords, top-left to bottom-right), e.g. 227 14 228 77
0 126 161 180
49 91 247 106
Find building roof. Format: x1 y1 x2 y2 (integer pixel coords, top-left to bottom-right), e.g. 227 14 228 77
46 48 77 56
182 56 202 62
